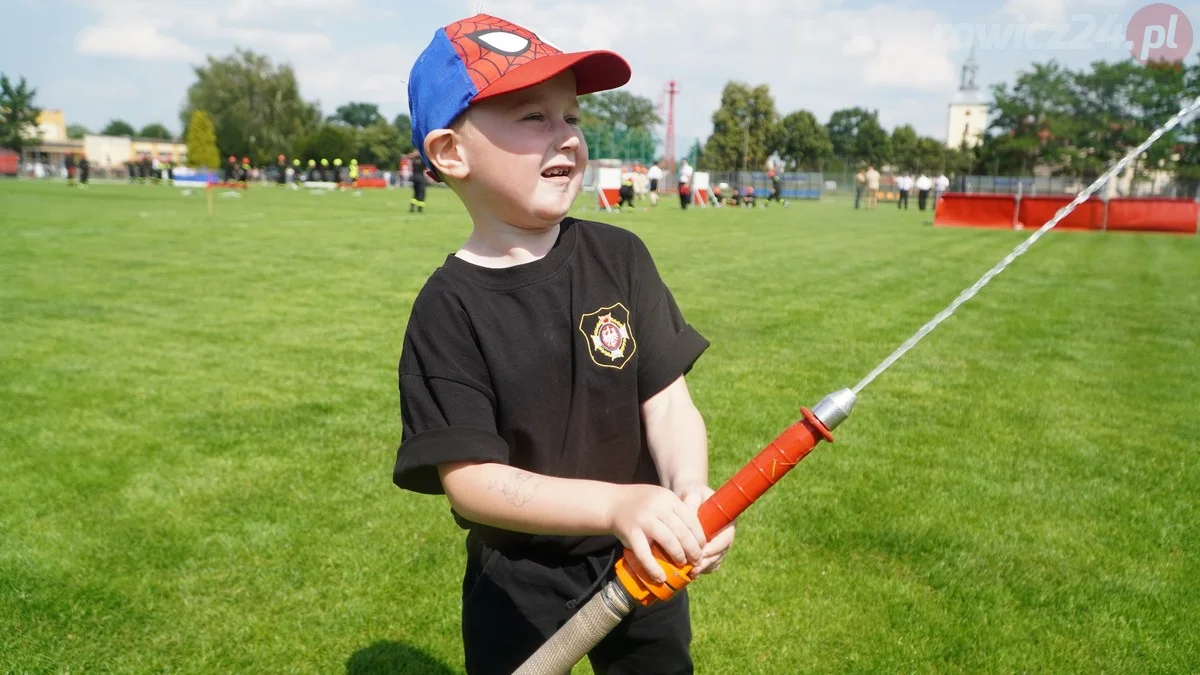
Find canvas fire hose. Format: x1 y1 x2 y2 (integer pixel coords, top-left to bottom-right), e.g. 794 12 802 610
514 95 1200 675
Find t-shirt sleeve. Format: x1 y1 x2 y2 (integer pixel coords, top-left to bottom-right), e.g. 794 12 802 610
393 287 510 495
629 234 710 401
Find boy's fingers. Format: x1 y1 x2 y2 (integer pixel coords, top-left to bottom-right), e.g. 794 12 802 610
704 523 735 556
648 519 691 567
671 503 708 551
628 534 665 584
663 512 704 564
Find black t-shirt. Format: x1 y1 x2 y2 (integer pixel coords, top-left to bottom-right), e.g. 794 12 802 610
393 218 709 556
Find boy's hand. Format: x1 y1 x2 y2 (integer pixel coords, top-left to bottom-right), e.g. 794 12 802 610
607 484 706 584
676 484 735 578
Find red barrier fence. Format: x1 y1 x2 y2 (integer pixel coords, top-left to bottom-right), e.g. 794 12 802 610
1107 197 1199 233
1017 195 1106 231
934 193 1017 229
935 193 1198 234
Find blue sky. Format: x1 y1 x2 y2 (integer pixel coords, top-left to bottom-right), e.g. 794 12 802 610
4 0 1197 152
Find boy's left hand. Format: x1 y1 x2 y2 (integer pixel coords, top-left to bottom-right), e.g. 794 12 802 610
676 484 735 578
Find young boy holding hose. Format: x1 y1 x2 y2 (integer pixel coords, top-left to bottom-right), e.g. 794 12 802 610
392 13 734 674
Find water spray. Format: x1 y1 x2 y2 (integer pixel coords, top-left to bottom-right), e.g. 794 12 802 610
515 95 1200 675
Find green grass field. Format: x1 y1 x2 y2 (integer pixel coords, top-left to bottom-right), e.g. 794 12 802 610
2 180 1198 673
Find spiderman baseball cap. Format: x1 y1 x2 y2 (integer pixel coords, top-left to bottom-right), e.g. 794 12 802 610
408 14 631 170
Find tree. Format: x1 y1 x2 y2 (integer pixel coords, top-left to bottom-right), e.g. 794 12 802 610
185 110 220 169
139 123 173 140
329 102 383 128
67 124 90 139
704 82 779 170
685 138 705 168
392 113 414 154
580 91 660 131
181 49 321 164
913 136 951 174
775 110 832 169
0 74 42 153
983 61 1080 174
298 123 356 162
890 124 920 171
1175 56 1200 194
102 119 136 136
578 91 660 163
827 107 891 166
355 119 404 166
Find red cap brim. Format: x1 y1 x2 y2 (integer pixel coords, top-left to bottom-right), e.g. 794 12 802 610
471 50 631 103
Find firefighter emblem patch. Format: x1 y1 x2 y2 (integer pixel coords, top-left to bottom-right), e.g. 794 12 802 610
579 303 636 369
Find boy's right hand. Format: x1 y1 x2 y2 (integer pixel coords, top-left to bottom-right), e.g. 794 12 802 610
606 484 707 584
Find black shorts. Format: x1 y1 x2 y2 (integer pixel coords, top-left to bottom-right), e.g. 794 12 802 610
462 533 693 675
649 178 659 191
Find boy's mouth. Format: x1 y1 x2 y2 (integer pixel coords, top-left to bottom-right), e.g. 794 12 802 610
541 166 573 179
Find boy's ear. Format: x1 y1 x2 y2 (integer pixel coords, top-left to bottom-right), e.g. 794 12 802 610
424 129 468 181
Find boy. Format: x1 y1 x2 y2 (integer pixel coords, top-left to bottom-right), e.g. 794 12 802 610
392 14 734 675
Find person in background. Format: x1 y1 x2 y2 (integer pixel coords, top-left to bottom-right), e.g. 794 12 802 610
864 164 880 210
896 172 911 210
678 159 693 210
854 167 866 209
934 172 950 207
78 156 90 187
766 169 785 207
404 150 427 213
916 172 933 211
646 160 663 206
619 165 636 210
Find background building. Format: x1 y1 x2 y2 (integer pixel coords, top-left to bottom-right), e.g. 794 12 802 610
947 47 987 149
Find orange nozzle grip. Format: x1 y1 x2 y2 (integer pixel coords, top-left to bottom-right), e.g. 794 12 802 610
614 546 694 606
614 409 834 606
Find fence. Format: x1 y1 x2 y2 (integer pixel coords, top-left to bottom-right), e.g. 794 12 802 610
702 171 823 200
952 175 1196 199
935 192 1199 234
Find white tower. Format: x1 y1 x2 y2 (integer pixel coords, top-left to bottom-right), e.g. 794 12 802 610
947 44 987 149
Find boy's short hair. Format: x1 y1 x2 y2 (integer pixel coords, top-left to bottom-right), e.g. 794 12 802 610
407 14 631 172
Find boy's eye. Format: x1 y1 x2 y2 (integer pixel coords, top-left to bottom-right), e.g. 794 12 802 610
523 113 545 122
565 115 580 125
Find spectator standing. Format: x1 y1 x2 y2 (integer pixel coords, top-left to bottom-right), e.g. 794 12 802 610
865 164 880 210
916 173 933 211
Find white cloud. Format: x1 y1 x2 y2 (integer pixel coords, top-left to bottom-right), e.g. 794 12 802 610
228 28 333 54
469 0 959 140
60 0 1126 147
996 0 1131 25
76 16 202 60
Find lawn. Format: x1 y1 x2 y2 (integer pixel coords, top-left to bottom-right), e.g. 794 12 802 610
1 180 1197 673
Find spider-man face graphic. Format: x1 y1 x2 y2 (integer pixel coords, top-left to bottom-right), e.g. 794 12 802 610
444 15 563 96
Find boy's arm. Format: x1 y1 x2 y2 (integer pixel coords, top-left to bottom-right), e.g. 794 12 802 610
641 374 736 576
641 375 708 494
438 461 707 584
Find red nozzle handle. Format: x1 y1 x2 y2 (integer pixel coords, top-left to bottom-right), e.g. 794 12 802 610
697 407 833 538
615 408 834 605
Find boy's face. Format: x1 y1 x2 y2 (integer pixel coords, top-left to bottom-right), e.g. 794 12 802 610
456 71 587 229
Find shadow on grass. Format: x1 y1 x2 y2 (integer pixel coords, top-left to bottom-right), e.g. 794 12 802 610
346 641 458 675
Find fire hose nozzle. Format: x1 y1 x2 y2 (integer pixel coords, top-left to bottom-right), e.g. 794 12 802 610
811 388 856 431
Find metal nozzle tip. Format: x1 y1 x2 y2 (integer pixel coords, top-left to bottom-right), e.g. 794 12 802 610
811 388 857 431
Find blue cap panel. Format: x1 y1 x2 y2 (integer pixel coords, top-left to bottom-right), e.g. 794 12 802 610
408 28 479 170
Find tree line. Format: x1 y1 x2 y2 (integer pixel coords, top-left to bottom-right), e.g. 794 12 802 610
694 55 1200 184
3 51 1198 182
